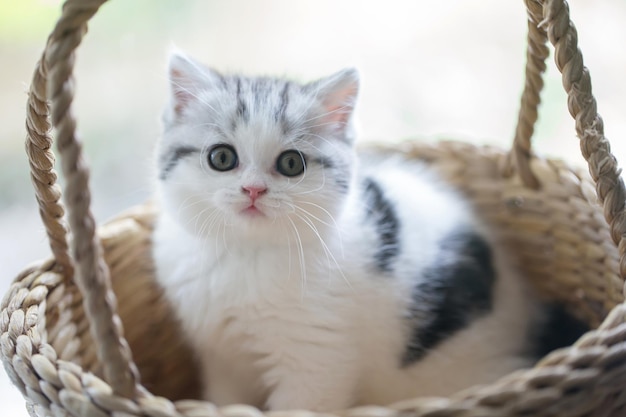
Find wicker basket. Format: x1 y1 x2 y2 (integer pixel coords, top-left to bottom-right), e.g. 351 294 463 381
2 0 626 415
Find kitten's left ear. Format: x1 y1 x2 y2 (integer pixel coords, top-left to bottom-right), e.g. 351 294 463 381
308 68 360 139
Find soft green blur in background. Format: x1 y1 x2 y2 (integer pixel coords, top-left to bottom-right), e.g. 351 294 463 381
1 0 625 414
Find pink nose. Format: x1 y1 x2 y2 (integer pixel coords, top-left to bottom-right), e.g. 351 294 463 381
242 185 267 202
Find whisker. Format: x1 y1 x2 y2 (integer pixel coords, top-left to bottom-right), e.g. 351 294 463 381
278 217 293 283
308 133 342 150
291 168 327 195
289 203 334 228
293 212 352 290
297 201 339 227
187 205 214 232
168 78 220 115
286 216 307 299
300 104 351 125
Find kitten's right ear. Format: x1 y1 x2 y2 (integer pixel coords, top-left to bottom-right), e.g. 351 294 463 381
167 51 221 118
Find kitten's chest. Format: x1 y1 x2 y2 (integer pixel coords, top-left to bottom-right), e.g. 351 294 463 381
167 242 340 336
209 250 298 303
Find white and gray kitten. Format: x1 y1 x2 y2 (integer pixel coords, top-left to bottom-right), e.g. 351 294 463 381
152 51 585 411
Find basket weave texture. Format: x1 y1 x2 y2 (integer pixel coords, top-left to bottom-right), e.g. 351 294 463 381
2 0 626 416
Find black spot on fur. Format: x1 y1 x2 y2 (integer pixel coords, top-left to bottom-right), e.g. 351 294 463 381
402 231 495 366
159 146 199 180
363 178 400 272
530 304 588 359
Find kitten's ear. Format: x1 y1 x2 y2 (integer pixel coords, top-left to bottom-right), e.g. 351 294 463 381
308 68 359 138
167 51 221 118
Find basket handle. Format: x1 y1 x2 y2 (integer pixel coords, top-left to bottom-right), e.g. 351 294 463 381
514 0 626 286
509 0 550 189
25 0 141 399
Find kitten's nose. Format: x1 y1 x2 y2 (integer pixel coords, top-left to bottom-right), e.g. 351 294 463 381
242 185 267 202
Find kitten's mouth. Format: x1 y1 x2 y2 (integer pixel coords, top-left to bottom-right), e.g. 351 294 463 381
242 205 265 217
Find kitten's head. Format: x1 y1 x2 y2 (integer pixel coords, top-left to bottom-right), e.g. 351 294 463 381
157 51 359 244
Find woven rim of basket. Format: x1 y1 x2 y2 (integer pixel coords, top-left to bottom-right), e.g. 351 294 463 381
12 0 626 415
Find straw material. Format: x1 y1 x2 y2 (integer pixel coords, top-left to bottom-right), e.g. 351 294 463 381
2 0 626 416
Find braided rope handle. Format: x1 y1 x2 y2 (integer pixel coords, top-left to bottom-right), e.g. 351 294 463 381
25 0 141 399
22 0 626 403
513 0 626 289
509 0 550 189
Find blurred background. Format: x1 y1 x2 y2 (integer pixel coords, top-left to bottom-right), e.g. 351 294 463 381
1 0 625 414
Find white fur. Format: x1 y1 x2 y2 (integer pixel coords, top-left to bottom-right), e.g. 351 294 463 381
152 52 534 411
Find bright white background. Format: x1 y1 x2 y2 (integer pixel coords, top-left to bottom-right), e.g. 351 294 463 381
1 0 625 414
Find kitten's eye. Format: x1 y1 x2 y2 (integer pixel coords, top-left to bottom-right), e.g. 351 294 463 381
277 150 306 177
208 145 238 171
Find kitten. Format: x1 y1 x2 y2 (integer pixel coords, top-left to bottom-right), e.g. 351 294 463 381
152 51 586 411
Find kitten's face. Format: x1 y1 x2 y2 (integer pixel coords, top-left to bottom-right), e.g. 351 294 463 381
157 52 359 244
